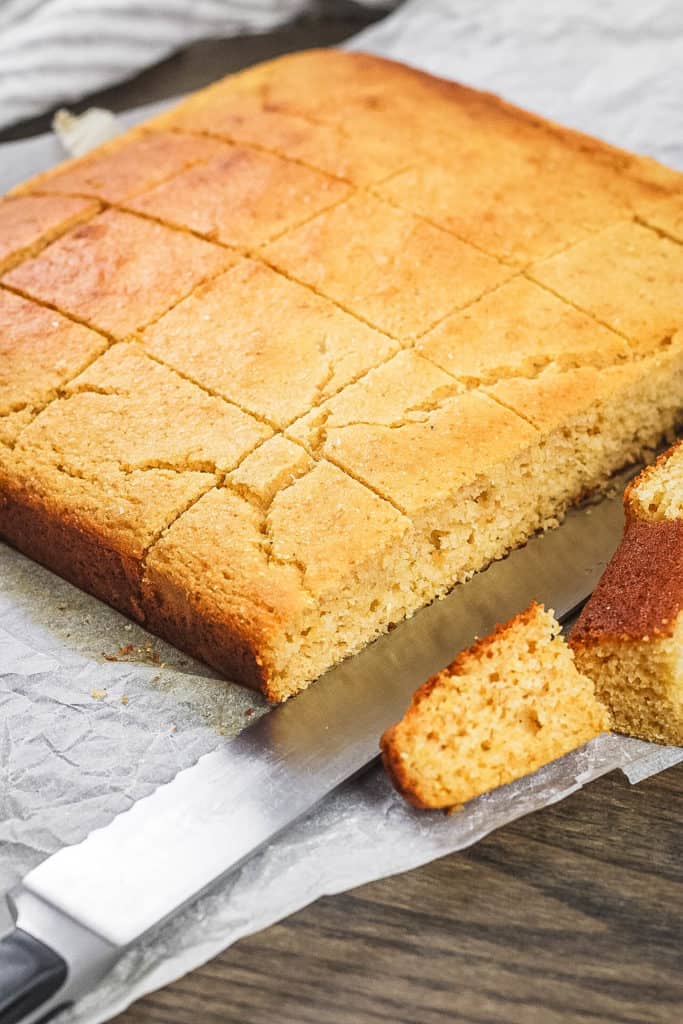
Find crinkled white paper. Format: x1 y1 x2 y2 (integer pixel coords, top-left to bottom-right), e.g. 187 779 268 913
2 3 683 1021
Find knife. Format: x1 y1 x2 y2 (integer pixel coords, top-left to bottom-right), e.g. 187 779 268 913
0 469 631 1024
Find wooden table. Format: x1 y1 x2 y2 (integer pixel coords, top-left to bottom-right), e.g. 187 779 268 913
116 766 682 1024
5 14 681 1022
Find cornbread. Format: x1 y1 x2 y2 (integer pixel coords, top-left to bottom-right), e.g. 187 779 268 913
381 603 610 809
572 442 683 745
1 49 682 702
0 193 99 273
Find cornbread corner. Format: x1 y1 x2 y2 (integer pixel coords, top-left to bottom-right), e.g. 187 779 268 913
3 209 236 339
571 441 683 746
0 343 270 617
381 602 610 809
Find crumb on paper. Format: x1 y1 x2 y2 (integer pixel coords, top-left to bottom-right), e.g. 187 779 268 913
446 803 465 816
102 652 118 662
90 689 107 700
118 643 134 657
245 708 254 717
121 695 129 706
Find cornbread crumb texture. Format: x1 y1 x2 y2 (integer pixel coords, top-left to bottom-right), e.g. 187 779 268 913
0 288 107 447
572 441 683 747
626 439 683 521
530 220 683 350
141 258 397 427
264 192 511 339
126 143 349 248
0 194 98 273
16 132 226 203
3 210 236 339
381 602 609 809
143 458 420 701
3 342 270 558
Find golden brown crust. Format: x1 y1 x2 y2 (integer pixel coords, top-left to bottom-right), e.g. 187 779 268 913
571 519 683 645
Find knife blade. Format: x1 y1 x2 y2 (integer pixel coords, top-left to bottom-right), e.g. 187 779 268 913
0 470 631 1023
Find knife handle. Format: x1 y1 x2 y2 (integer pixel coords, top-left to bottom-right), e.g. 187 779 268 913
0 928 68 1024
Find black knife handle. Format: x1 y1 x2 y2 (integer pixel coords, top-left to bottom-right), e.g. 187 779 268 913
0 928 67 1024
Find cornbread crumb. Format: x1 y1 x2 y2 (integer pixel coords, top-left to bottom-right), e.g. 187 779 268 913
381 603 610 809
90 689 107 700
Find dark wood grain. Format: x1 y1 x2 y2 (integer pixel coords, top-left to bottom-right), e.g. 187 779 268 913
116 765 682 1024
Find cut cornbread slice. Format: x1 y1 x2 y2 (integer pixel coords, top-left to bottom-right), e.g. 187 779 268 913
14 132 226 203
377 134 635 266
126 144 349 248
0 194 99 273
635 192 683 244
418 277 629 385
264 193 511 339
3 210 235 339
140 258 397 427
142 457 426 701
529 220 683 351
486 340 683 506
381 602 610 809
572 442 683 746
0 288 108 447
0 343 269 617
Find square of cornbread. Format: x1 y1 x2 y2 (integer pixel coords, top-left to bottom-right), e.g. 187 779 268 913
0 343 269 617
377 130 639 267
140 258 398 428
0 194 99 273
13 132 226 203
529 220 683 351
264 192 511 339
418 277 629 385
142 452 426 701
0 288 108 447
3 210 235 339
381 602 610 809
126 144 349 248
572 442 683 746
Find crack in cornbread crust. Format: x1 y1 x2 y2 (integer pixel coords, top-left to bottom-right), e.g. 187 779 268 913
2 49 683 700
381 602 610 809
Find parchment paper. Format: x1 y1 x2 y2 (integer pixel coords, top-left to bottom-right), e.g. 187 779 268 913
2 3 682 1021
